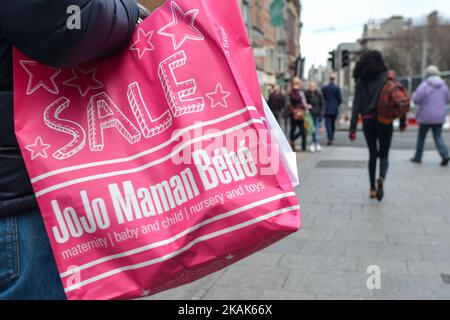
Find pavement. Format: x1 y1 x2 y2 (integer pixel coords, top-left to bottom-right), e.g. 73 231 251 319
147 142 450 300
331 130 450 150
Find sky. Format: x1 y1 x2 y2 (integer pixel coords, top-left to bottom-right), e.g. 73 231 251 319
301 0 450 71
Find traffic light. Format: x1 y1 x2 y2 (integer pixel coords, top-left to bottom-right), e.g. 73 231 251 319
328 51 336 70
342 50 350 68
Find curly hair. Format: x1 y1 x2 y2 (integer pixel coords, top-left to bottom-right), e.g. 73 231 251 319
353 50 388 82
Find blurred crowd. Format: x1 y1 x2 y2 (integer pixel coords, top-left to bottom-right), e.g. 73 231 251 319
267 50 449 201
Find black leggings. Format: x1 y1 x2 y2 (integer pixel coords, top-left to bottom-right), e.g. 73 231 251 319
362 118 394 190
290 118 307 150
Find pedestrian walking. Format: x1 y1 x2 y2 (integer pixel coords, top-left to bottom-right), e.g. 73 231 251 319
0 0 139 299
288 78 309 152
322 75 342 146
267 84 286 124
305 82 324 152
410 65 450 166
349 51 408 201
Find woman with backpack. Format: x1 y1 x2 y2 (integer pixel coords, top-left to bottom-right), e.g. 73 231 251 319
349 51 407 201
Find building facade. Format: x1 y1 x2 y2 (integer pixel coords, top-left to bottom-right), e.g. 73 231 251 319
360 16 412 52
240 0 302 96
307 64 330 86
284 0 303 82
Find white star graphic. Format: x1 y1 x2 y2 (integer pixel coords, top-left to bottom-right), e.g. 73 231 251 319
63 66 104 97
226 254 236 261
157 1 204 50
25 136 51 160
130 28 155 60
20 60 61 95
206 83 231 109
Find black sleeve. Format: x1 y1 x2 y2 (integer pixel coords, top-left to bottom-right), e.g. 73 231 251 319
267 94 273 109
304 92 310 105
350 82 361 132
400 114 407 128
0 0 139 67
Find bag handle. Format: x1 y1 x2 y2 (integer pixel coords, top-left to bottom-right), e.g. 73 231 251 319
137 3 151 23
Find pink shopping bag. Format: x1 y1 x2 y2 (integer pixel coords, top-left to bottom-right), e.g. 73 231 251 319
13 0 301 300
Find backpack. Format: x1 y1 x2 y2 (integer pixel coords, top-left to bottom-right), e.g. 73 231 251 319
376 71 410 125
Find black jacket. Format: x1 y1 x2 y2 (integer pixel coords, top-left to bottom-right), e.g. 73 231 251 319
0 0 138 217
350 72 387 132
268 92 285 112
305 90 324 118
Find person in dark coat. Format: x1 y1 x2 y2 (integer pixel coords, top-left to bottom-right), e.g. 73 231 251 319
321 75 342 146
349 50 406 202
288 77 309 152
305 82 324 152
267 84 286 124
0 0 139 299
